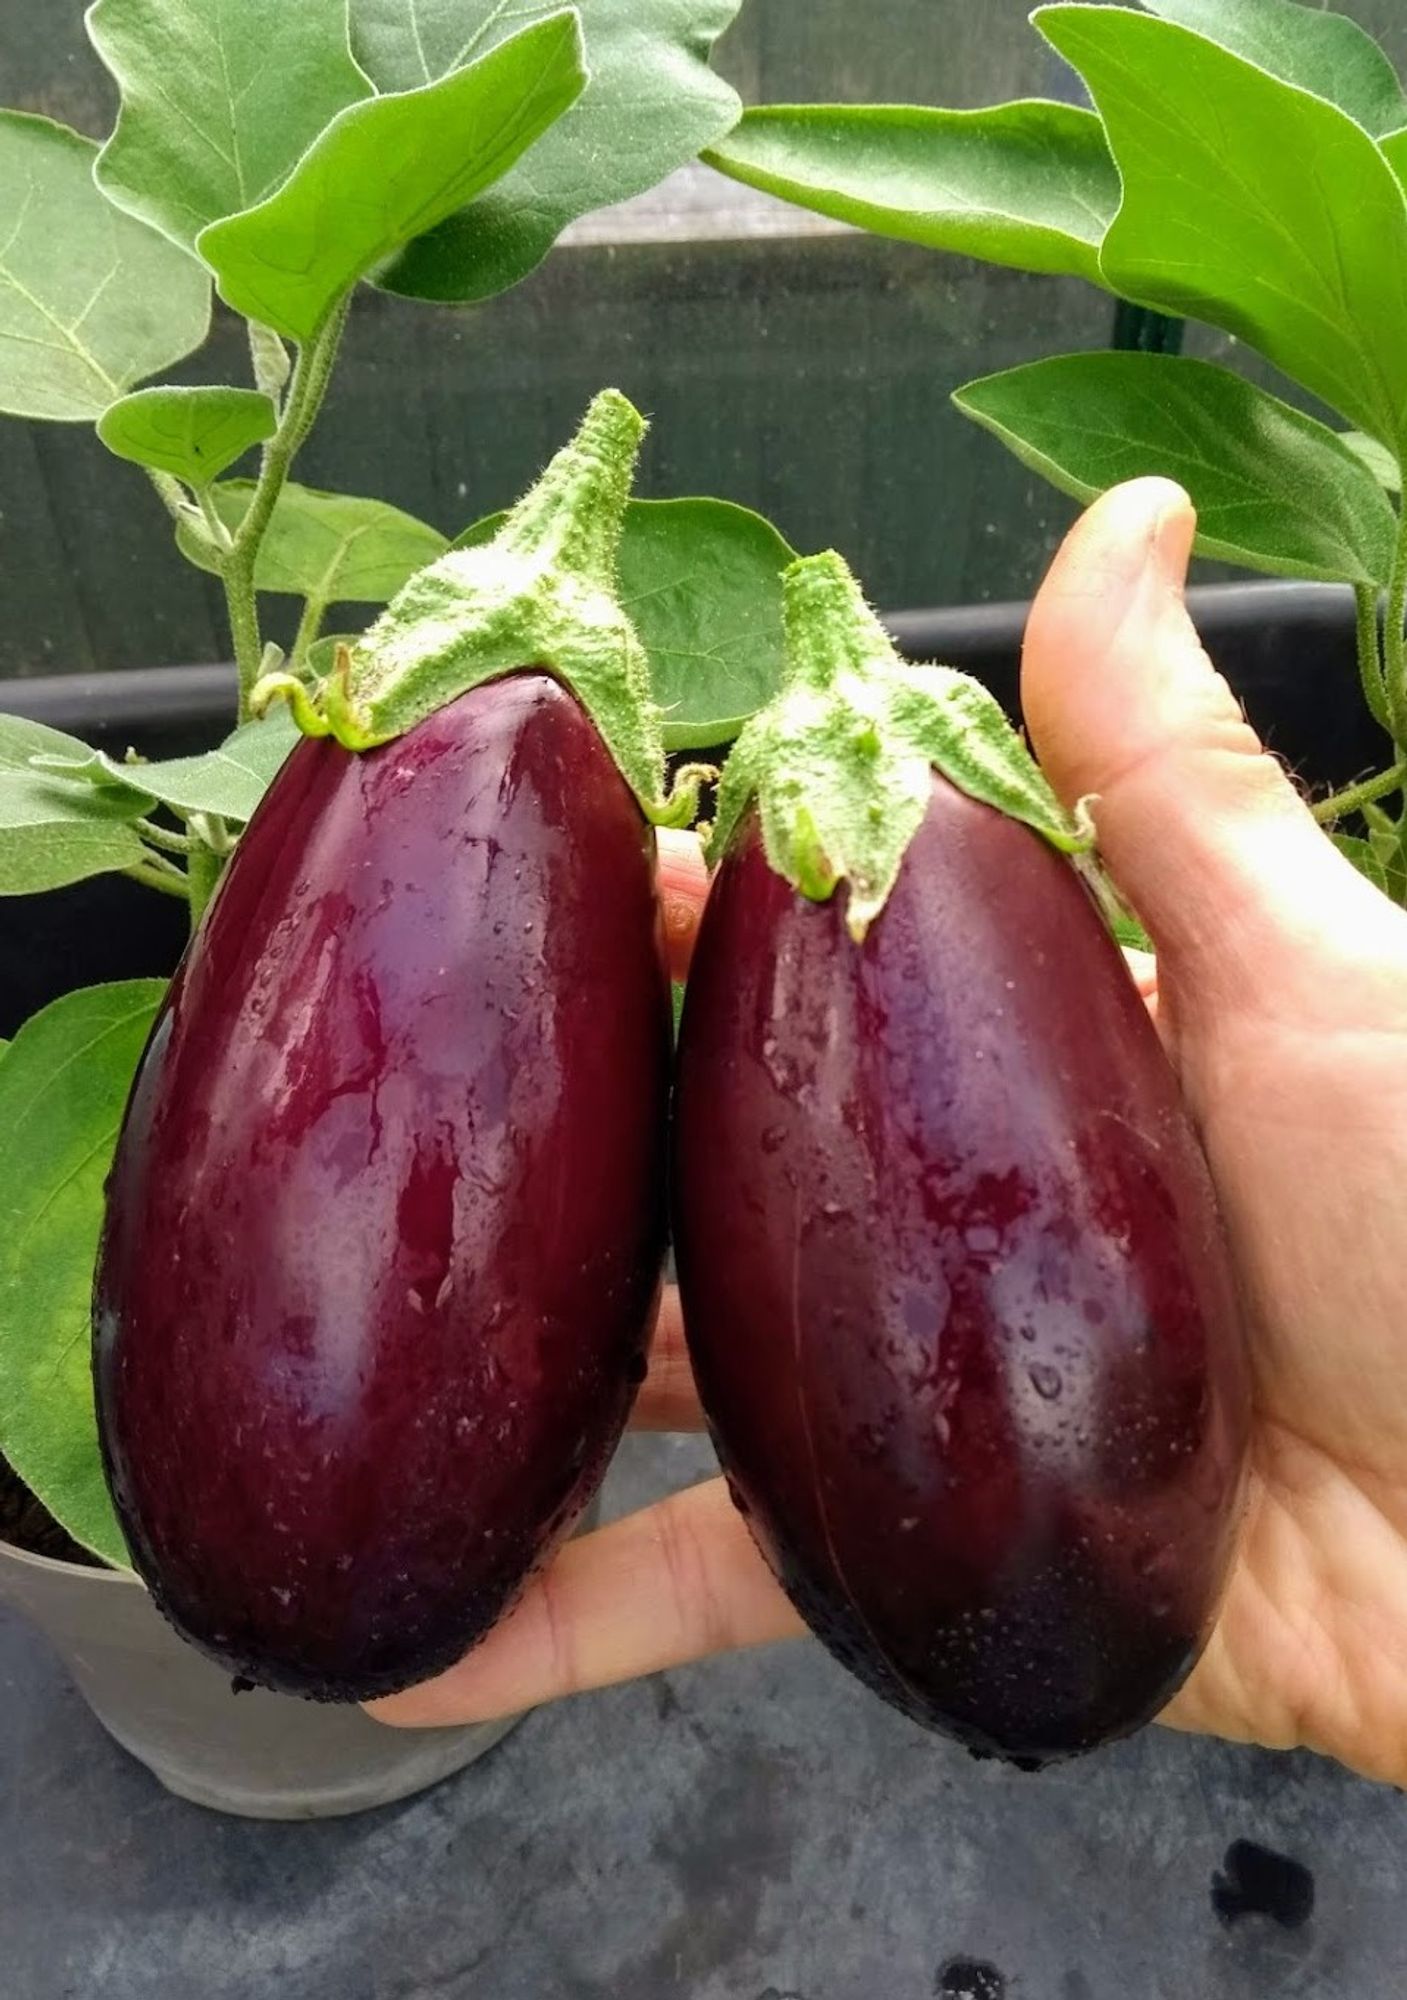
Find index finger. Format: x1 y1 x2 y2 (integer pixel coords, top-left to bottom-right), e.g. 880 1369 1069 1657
366 1478 803 1728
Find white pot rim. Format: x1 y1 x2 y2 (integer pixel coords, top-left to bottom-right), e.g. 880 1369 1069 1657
0 1533 140 1587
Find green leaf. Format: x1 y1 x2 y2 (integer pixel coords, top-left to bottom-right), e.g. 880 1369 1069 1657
1382 126 1407 191
0 713 113 776
0 713 155 895
1143 0 1407 137
98 385 277 486
1037 6 1407 453
621 500 798 750
1341 430 1402 494
705 100 1118 286
954 353 1398 587
0 980 167 1569
198 13 587 342
179 481 448 602
0 113 209 422
0 776 153 896
69 709 302 826
1333 831 1407 902
360 0 743 305
88 0 372 253
455 496 798 748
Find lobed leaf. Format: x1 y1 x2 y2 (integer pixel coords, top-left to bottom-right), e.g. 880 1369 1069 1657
198 13 587 341
1038 6 1407 453
706 100 1118 287
88 0 372 253
360 0 744 305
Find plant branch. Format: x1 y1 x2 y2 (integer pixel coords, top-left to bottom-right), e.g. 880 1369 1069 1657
290 588 330 673
222 297 352 722
124 855 190 901
1382 509 1407 747
1312 760 1407 825
187 811 234 856
135 817 193 856
1354 583 1390 733
185 838 224 927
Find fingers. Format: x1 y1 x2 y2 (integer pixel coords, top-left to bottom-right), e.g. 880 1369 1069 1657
631 1286 704 1431
657 828 709 981
1022 479 1392 1013
367 1478 804 1727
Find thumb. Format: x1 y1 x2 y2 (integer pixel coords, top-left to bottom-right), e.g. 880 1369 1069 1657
1021 478 1390 1013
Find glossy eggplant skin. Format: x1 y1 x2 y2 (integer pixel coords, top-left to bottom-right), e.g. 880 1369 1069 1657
673 785 1249 1766
95 674 669 1701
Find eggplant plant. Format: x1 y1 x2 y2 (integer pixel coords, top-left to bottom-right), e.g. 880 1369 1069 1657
707 0 1407 902
0 0 795 1572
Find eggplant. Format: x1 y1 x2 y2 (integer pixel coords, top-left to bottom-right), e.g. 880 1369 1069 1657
94 393 698 1700
672 553 1249 1766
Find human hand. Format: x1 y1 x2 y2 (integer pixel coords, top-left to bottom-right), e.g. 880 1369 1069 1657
372 480 1407 1789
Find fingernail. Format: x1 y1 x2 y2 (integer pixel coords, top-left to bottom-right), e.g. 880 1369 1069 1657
1149 495 1196 592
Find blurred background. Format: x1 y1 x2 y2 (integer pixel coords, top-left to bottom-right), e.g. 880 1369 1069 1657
0 0 1402 683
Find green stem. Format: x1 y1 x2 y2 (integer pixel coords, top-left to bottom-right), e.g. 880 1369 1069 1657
1382 510 1407 747
223 297 352 722
124 856 190 902
1354 583 1390 733
289 589 330 673
187 811 234 856
1312 760 1407 825
135 817 193 856
186 840 224 927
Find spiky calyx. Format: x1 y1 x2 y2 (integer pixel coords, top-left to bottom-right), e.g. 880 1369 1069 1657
709 550 1091 939
252 389 708 828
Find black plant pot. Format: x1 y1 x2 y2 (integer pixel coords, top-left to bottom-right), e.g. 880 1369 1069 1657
0 581 1381 1039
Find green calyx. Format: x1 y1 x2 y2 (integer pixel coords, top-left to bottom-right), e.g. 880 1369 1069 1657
709 550 1091 940
251 389 707 828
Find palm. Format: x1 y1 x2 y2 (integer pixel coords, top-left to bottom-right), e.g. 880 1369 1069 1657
1154 887 1407 1780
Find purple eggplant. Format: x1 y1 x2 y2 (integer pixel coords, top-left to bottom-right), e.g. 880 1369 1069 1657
672 553 1249 1766
93 393 698 1699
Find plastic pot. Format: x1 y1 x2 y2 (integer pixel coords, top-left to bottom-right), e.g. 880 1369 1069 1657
0 1536 517 1818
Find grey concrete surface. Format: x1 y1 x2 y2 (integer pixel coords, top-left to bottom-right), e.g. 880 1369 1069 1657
3 1433 1406 1999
